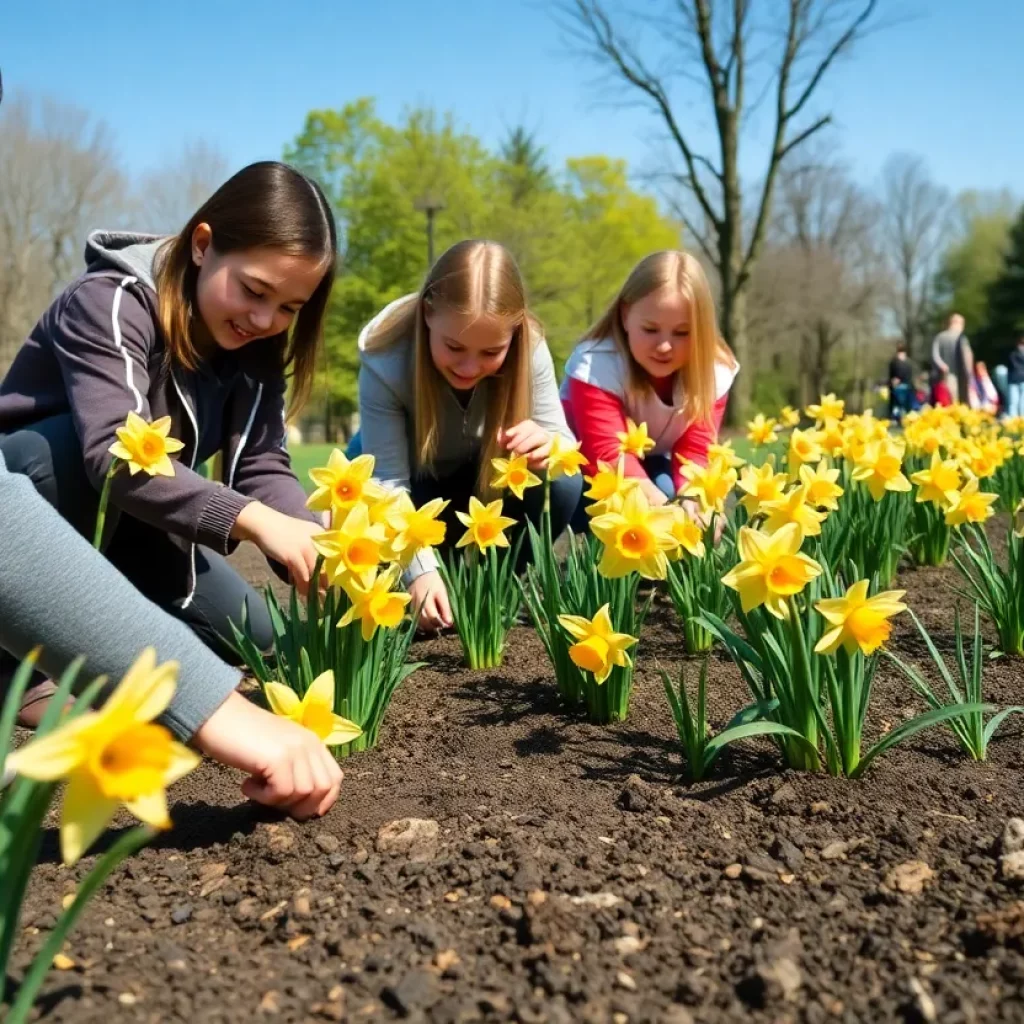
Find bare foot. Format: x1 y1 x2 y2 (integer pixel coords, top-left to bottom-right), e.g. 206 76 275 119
16 679 58 728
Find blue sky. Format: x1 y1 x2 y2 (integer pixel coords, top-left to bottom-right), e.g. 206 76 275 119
2 0 1021 199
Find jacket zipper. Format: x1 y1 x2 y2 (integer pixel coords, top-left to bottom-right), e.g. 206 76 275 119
170 370 200 608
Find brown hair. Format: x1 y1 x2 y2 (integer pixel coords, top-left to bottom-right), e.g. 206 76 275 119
154 161 337 418
581 250 735 425
362 240 537 493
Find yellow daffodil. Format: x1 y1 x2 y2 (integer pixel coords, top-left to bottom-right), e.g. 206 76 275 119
306 449 384 515
814 580 907 656
385 496 449 566
806 393 845 424
557 604 638 684
108 412 185 477
779 406 801 429
667 505 706 560
339 563 412 640
546 435 589 480
456 497 518 551
708 440 745 469
944 477 998 527
787 428 824 479
617 418 656 459
264 671 362 746
851 438 911 501
910 451 961 507
737 462 789 517
721 523 823 620
313 502 388 584
819 418 847 460
491 453 542 500
760 482 827 538
5 649 199 865
583 458 639 516
747 414 779 447
680 455 738 515
590 487 677 580
798 462 844 510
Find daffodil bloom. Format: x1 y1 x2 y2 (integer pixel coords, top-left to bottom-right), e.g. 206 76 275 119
707 440 745 469
721 523 823 620
798 462 844 510
108 412 185 477
590 487 678 580
910 451 961 507
313 503 389 584
339 563 412 640
583 458 639 516
557 604 638 684
851 438 911 501
264 671 362 746
386 496 449 566
737 462 788 517
944 477 998 526
456 496 518 550
787 428 824 479
617 418 656 459
779 406 801 429
667 504 706 559
760 482 827 538
806 393 845 424
747 413 779 447
814 580 907 656
546 434 589 479
680 455 738 515
306 450 384 515
5 649 200 865
491 453 542 500
818 418 847 459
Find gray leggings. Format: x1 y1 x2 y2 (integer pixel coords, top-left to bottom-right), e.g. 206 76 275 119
0 414 274 665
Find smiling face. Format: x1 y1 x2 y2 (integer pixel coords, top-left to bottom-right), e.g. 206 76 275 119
425 303 515 391
191 224 327 352
621 285 692 380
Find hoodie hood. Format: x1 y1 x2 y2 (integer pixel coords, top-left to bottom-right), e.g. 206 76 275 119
84 231 169 290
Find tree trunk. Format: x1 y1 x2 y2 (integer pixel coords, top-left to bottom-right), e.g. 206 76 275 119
722 283 750 426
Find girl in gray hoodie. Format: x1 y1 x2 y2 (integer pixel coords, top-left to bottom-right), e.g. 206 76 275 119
0 162 336 710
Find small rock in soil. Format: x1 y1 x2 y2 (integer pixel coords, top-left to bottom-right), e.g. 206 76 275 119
376 818 440 862
821 840 850 861
315 834 341 855
772 836 806 872
170 903 193 925
885 861 935 894
616 971 638 992
662 1008 696 1024
1002 819 1024 855
809 801 831 816
619 774 654 812
383 968 437 1015
999 850 1024 883
770 782 798 806
739 929 803 1007
907 978 938 1023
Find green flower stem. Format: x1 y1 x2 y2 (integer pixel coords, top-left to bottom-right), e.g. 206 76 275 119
92 459 121 549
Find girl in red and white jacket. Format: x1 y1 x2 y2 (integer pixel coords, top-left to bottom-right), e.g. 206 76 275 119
561 250 738 512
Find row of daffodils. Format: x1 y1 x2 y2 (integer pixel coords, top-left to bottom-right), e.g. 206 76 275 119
6 398 1024 1017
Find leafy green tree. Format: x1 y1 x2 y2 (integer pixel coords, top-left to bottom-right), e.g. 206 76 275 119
981 204 1024 362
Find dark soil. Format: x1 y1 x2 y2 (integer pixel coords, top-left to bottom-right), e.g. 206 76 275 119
9 539 1024 1023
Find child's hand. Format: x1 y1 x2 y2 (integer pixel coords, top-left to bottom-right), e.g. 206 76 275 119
408 569 452 632
498 420 552 469
193 692 343 820
232 503 322 595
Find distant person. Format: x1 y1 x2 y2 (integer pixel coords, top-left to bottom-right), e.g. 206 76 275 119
560 250 738 514
351 240 582 634
975 361 1000 414
1008 337 1024 418
888 342 914 422
930 313 971 405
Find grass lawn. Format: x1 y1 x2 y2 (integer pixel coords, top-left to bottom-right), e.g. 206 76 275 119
288 442 340 493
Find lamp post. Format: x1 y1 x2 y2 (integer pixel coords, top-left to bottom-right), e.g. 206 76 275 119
413 193 445 267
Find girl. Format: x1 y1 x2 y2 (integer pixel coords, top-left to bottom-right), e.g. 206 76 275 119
354 239 582 632
0 160 336 696
561 251 738 510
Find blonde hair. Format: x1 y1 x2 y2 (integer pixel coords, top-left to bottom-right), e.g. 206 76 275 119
362 240 538 493
582 250 735 425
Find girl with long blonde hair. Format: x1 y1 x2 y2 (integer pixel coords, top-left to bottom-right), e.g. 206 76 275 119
353 239 580 631
561 250 738 512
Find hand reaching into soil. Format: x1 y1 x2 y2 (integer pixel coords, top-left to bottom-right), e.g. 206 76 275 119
409 569 452 632
232 502 323 596
193 691 343 819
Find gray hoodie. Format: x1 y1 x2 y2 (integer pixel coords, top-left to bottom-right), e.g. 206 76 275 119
0 231 317 604
357 297 575 582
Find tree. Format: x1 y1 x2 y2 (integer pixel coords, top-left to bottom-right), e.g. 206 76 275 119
880 153 950 360
0 93 128 372
557 0 880 422
982 205 1024 361
137 139 230 233
932 189 1016 345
